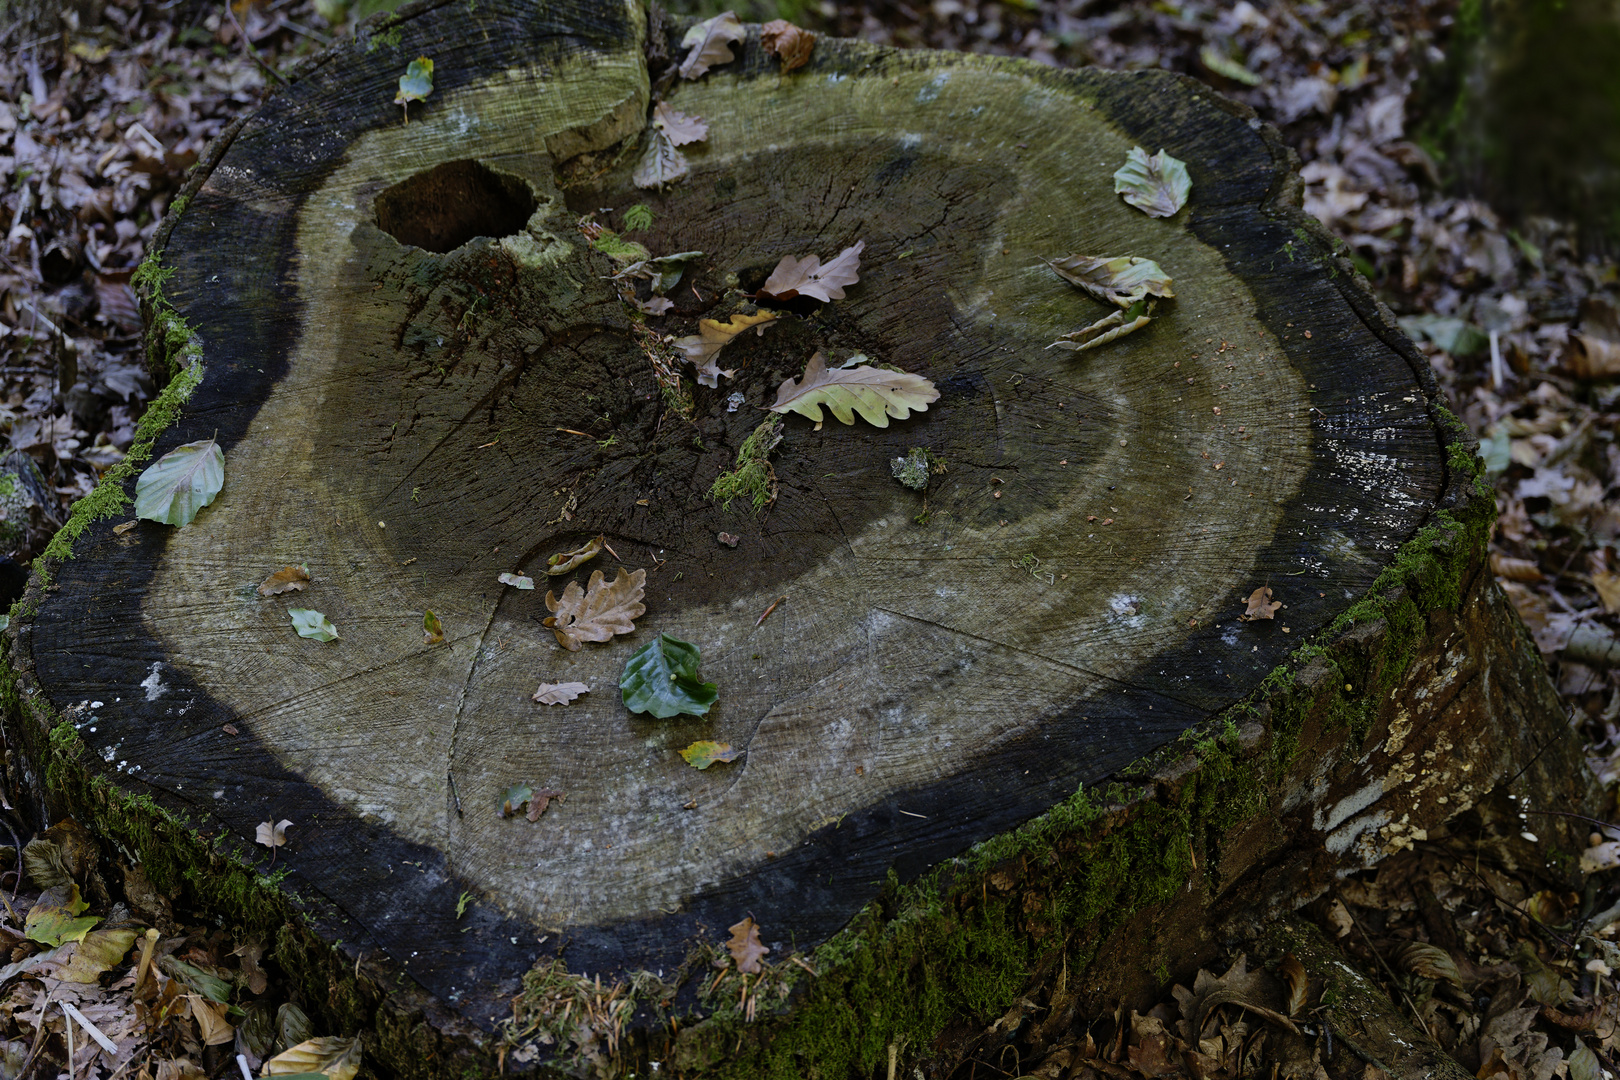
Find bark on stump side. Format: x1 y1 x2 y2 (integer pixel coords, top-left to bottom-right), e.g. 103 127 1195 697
1 3 1594 1077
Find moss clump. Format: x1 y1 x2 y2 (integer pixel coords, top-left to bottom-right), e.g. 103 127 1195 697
890 447 946 491
590 228 651 264
711 416 783 512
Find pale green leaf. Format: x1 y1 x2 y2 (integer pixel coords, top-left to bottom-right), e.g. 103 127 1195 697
288 608 338 642
1048 255 1175 309
620 633 717 718
134 437 224 526
394 56 433 106
1114 146 1192 218
1199 46 1262 86
263 1036 362 1080
24 884 97 947
422 610 443 645
770 351 938 428
58 928 137 983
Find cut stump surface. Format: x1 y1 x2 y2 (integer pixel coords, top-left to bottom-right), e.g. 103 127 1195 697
4 2 1586 1075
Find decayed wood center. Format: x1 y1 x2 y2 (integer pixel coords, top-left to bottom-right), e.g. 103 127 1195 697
6 2 1589 1076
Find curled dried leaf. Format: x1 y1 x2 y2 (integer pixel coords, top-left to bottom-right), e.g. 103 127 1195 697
255 819 292 849
499 572 535 590
1240 586 1281 621
678 11 745 80
262 1036 362 1080
1114 146 1192 217
653 101 708 146
633 131 690 190
760 19 816 71
675 311 779 387
546 535 604 576
543 568 647 650
1048 255 1175 309
1279 953 1308 1017
1399 941 1464 986
771 351 938 428
257 565 310 596
532 681 589 705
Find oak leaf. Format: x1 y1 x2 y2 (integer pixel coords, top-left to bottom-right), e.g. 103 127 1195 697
1048 255 1175 309
1169 953 1297 1044
726 917 770 973
760 19 816 71
546 534 604 575
678 11 745 80
653 101 708 146
770 351 939 428
1240 586 1281 621
1114 146 1192 217
543 568 646 651
532 681 589 705
257 565 310 596
758 239 864 303
674 310 779 387
680 740 739 769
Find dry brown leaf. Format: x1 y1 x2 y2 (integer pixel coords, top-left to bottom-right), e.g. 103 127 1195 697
726 917 770 973
1278 953 1308 1017
674 311 779 387
546 534 604 576
1326 899 1353 937
1240 586 1281 620
256 566 309 596
1398 941 1463 986
1592 570 1620 614
527 789 564 821
542 568 647 651
188 994 234 1046
1170 954 1297 1044
653 101 708 146
1491 553 1544 582
770 351 939 428
633 131 689 190
254 819 291 849
532 682 589 706
760 19 816 71
758 240 864 303
1048 255 1175 309
262 1036 362 1080
1564 333 1620 379
631 295 674 315
678 11 745 80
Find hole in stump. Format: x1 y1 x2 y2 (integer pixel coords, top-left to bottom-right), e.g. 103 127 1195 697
374 159 537 253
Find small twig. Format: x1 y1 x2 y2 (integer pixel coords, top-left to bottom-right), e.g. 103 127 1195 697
222 1 288 86
61 1001 116 1056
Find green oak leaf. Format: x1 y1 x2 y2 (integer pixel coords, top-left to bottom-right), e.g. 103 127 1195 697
394 56 434 121
134 437 224 526
289 608 338 642
1113 146 1192 218
620 633 718 718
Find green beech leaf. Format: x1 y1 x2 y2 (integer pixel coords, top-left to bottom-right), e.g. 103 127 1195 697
394 56 434 118
24 884 98 947
134 437 224 526
1113 146 1192 218
620 633 718 718
289 608 338 642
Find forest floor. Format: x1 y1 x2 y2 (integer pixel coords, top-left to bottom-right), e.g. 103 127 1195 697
3 0 1620 1078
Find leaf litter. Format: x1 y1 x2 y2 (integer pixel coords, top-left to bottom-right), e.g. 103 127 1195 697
1113 145 1192 217
543 568 646 651
677 11 746 80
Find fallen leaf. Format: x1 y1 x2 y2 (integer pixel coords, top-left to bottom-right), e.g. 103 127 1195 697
257 565 310 596
532 682 589 705
1278 953 1308 1016
1491 553 1543 582
1114 146 1192 217
527 790 564 821
1049 307 1155 352
758 239 864 303
134 437 225 526
620 633 718 718
499 785 564 819
422 610 444 645
499 572 535 590
631 295 674 315
546 535 604 576
288 608 338 641
770 351 939 428
633 131 690 190
1592 570 1620 613
678 11 745 80
262 1036 362 1080
680 740 740 769
24 884 98 947
1169 954 1298 1044
717 532 739 547
1200 45 1262 85
653 100 707 145
256 819 292 849
760 19 816 71
112 520 137 535
674 310 779 387
189 994 234 1046
1240 587 1281 620
1565 333 1620 379
394 56 434 123
1399 941 1463 986
543 568 647 651
726 917 770 973
1048 255 1175 309
59 927 136 983
1326 898 1352 937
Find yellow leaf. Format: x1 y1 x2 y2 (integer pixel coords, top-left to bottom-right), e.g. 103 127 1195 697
262 1036 362 1080
674 311 779 387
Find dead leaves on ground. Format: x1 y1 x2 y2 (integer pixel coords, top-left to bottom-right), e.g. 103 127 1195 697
770 351 939 428
262 1035 362 1080
543 568 647 651
678 11 745 80
256 565 309 596
1240 586 1282 621
1114 145 1192 218
500 784 565 821
725 917 770 974
679 740 739 769
532 681 589 705
547 534 604 576
635 102 710 191
1050 255 1176 309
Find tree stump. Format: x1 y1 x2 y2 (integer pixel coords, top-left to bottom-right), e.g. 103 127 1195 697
3 2 1594 1076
